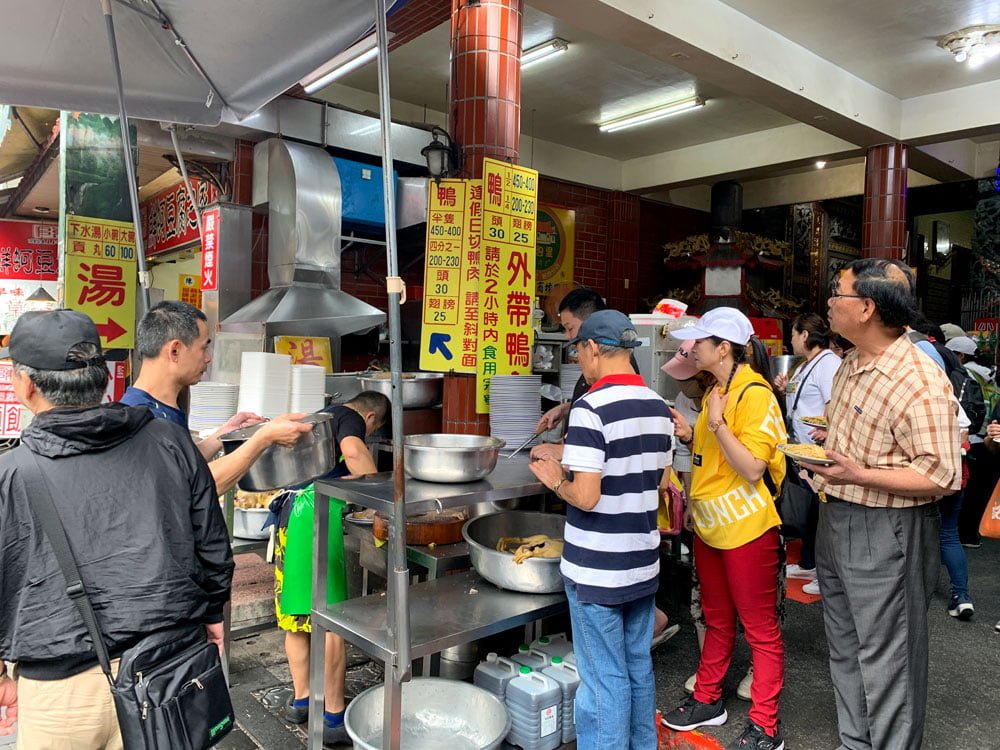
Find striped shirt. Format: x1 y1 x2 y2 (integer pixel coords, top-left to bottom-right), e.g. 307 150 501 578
816 333 962 507
561 373 673 605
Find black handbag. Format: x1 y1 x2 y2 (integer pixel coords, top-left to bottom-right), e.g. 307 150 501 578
16 448 235 750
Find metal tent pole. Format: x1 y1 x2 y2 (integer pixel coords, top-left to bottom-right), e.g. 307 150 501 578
100 0 151 316
373 1 410 748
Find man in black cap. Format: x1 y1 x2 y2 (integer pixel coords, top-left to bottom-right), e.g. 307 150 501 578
0 310 233 749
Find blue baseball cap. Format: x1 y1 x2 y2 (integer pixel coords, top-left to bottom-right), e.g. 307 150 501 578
567 309 641 349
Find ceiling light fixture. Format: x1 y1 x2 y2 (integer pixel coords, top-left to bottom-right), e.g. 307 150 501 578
32 206 51 214
938 25 1000 68
521 38 569 68
815 160 827 169
300 33 395 94
598 96 705 133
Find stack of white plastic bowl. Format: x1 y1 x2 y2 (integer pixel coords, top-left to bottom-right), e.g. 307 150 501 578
189 381 240 434
489 374 543 450
237 352 291 418
290 364 326 414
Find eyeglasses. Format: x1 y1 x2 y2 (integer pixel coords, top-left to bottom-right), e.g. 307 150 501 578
829 281 868 300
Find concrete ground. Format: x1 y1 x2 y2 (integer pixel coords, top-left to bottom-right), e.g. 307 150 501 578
217 538 1000 749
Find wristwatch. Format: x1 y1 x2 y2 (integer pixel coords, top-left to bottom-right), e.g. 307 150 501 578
707 417 726 433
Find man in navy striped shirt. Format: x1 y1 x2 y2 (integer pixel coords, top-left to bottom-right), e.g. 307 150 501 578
530 309 673 750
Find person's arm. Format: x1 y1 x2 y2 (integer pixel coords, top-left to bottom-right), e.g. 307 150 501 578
809 456 949 497
196 411 266 461
535 402 570 433
208 415 312 495
704 388 767 484
339 435 377 477
529 442 564 461
528 458 602 510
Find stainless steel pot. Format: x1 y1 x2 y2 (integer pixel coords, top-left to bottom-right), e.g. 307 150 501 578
220 413 335 491
404 433 504 483
463 511 564 594
769 355 803 379
359 372 444 408
325 370 378 404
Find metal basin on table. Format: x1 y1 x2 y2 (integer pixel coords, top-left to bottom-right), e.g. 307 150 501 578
463 511 565 594
220 413 334 491
769 355 802 379
404 433 504 483
359 372 444 408
344 678 510 750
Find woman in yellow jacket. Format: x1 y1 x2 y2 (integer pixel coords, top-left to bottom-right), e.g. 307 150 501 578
660 307 787 750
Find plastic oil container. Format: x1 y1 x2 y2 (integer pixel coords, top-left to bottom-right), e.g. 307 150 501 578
473 652 520 701
530 633 573 661
505 666 562 750
542 657 580 743
511 645 551 671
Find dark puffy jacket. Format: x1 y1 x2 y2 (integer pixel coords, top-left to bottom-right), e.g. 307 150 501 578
0 404 234 679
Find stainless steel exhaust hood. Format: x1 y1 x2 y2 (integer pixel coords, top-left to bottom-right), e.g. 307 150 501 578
221 139 390 339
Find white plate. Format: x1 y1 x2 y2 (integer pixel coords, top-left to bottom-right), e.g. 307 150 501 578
778 443 835 466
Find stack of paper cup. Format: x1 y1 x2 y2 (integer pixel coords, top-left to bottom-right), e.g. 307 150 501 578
290 364 326 414
237 352 291 418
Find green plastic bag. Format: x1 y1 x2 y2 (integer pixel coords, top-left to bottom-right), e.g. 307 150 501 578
279 485 347 615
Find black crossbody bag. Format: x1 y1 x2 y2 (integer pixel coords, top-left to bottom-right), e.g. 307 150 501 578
16 448 235 750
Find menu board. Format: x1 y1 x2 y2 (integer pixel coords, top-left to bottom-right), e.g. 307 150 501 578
476 159 538 413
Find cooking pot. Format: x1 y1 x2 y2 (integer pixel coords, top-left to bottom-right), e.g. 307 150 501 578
359 372 443 408
220 413 334 491
769 355 803 379
404 433 504 483
463 511 565 593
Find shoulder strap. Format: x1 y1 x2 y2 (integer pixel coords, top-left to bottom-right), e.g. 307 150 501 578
14 448 114 683
789 351 832 418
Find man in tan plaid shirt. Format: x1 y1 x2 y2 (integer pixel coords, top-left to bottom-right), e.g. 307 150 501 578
809 258 961 750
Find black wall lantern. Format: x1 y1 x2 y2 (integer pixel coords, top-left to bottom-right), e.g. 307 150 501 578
421 126 462 183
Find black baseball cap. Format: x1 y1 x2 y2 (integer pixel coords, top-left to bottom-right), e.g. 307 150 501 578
0 310 104 370
567 309 641 349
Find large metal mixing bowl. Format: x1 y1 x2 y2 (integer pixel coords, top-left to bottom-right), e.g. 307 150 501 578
345 678 510 750
463 511 565 594
404 434 504 483
359 372 444 408
220 413 334 491
769 355 803 379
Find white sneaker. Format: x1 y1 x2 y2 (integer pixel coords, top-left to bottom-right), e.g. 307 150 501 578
737 667 753 701
786 564 817 581
802 580 821 596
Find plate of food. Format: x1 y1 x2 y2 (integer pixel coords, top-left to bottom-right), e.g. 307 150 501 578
798 416 828 428
778 443 835 466
347 508 378 525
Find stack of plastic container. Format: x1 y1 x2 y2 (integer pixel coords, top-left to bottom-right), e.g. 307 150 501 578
473 652 520 702
511 645 550 671
530 633 573 661
505 666 562 750
542 657 580 744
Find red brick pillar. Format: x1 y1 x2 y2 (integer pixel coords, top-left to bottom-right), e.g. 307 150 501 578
606 192 641 312
862 143 908 260
443 0 523 435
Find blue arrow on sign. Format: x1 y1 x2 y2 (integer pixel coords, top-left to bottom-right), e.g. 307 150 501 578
429 332 453 360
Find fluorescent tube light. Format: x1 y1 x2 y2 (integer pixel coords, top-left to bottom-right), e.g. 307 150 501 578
301 33 394 94
598 96 705 133
522 38 569 68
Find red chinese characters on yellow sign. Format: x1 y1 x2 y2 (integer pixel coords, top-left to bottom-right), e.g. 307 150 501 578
63 215 137 348
477 159 538 413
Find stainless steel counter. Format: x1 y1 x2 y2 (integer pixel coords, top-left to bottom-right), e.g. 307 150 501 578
314 454 545 516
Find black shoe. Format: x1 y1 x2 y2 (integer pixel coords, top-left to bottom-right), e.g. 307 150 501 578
283 695 308 725
323 722 350 747
661 695 728 731
726 720 785 750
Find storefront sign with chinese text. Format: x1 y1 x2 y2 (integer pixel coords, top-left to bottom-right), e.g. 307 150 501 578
0 220 59 282
535 206 574 298
139 179 219 257
102 359 129 404
419 179 483 373
200 206 221 291
64 214 137 348
274 336 333 372
0 361 24 438
179 274 202 308
477 159 539 412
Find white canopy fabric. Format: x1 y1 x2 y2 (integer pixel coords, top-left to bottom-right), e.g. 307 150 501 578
0 0 398 125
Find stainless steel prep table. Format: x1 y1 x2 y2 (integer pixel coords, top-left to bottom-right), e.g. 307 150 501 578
307 457 566 750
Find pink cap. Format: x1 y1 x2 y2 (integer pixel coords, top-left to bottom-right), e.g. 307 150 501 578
661 339 699 380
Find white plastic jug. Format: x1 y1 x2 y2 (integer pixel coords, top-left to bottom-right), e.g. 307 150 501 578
505 667 562 750
473 652 520 701
530 632 573 660
511 645 551 671
542 657 580 744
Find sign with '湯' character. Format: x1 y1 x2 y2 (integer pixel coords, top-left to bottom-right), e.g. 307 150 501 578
477 158 538 413
274 336 333 372
419 179 483 373
64 214 136 348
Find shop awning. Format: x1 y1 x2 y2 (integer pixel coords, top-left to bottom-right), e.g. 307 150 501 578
0 0 400 125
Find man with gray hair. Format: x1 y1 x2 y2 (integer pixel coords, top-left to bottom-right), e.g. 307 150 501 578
122 300 310 494
811 258 961 749
0 309 234 747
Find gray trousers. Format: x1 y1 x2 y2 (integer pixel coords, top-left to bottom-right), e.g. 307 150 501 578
815 499 940 750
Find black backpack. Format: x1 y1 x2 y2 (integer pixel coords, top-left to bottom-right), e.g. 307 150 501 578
907 331 986 433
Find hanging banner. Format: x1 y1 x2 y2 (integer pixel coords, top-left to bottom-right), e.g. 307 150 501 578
0 361 23 438
535 206 574 297
179 273 201 307
64 215 137 348
477 158 539 413
139 179 218 257
200 205 221 291
419 179 483 373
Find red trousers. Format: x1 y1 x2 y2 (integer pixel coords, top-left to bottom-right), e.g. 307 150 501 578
693 528 783 734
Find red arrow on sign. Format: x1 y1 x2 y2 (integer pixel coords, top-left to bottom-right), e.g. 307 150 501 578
96 318 127 343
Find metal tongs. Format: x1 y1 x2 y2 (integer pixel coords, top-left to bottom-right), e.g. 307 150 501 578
503 430 544 460
503 384 566 460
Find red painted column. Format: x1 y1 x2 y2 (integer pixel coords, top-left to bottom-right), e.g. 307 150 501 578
606 192 641 312
862 143 908 259
443 0 523 435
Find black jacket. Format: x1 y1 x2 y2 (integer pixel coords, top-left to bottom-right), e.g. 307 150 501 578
0 404 234 679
